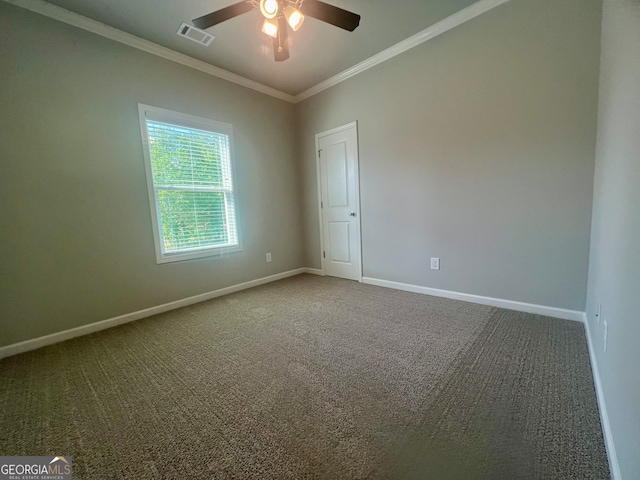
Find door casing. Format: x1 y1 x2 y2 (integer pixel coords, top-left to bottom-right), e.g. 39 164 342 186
315 121 363 281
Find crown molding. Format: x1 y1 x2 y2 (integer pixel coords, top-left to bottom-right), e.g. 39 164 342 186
4 0 512 104
294 0 513 102
2 0 297 103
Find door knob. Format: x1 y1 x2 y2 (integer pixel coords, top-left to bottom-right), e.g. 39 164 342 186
349 212 357 217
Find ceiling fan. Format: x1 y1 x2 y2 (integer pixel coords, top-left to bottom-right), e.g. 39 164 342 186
193 0 361 62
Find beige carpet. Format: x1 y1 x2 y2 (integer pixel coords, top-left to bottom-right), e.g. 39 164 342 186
0 274 609 479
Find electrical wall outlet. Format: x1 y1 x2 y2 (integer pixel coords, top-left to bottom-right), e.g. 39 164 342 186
603 320 608 352
430 257 440 270
266 252 272 263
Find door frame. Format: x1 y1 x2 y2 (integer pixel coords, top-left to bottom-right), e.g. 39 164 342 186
315 121 363 281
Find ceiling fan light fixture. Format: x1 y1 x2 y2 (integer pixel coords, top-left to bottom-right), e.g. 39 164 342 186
193 0 360 63
284 5 304 31
259 0 279 19
261 19 278 37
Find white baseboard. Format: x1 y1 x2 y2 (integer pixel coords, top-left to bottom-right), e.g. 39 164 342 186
362 277 585 322
0 268 309 360
302 267 324 276
583 313 622 480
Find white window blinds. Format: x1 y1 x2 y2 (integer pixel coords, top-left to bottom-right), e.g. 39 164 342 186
139 105 240 263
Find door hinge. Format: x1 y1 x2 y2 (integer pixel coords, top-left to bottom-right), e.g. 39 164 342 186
323 251 325 258
320 201 323 209
318 149 322 157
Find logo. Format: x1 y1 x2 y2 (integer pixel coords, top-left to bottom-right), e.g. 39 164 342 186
0 456 72 480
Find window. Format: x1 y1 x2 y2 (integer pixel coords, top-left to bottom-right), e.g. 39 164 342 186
138 104 240 263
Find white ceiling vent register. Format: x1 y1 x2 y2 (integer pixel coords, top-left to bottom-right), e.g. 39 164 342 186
176 23 214 46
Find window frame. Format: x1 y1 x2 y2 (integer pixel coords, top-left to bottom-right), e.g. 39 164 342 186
138 104 242 264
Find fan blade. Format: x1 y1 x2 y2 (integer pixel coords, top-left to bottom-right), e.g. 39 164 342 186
272 16 290 62
300 0 360 31
193 1 254 30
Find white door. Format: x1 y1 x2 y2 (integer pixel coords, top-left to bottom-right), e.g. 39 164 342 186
317 122 362 281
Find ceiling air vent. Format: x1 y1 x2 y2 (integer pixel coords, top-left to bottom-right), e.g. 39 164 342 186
176 23 214 46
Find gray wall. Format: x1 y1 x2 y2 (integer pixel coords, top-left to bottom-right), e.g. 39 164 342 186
297 0 602 311
586 0 640 477
0 2 304 347
2 1 637 474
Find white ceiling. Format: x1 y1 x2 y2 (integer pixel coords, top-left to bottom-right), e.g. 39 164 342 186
38 0 480 95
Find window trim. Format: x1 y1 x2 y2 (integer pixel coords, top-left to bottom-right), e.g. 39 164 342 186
138 104 242 264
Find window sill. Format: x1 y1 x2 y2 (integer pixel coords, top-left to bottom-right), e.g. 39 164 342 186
156 244 242 264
